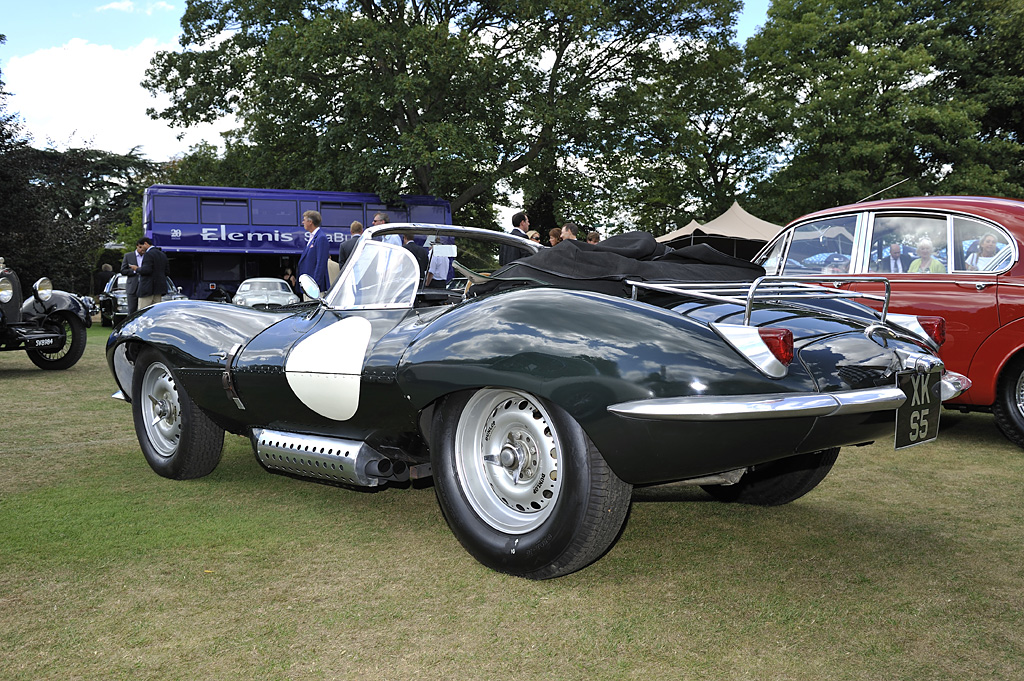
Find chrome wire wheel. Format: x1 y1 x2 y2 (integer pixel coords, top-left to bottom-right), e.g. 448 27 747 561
1015 370 1024 419
140 360 182 459
454 389 561 534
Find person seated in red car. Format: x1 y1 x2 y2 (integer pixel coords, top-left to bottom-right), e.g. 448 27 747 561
909 238 945 273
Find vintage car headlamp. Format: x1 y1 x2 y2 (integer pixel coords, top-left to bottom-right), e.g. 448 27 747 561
33 278 54 302
0 277 12 304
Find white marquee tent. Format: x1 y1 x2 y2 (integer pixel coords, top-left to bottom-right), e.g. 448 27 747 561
656 202 783 259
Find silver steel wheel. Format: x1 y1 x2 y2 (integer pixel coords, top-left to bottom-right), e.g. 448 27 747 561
140 361 182 458
1015 370 1024 419
454 389 561 534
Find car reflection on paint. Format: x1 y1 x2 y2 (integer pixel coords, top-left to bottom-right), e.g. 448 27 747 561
106 223 967 579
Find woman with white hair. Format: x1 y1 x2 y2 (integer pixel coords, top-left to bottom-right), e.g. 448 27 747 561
909 238 945 273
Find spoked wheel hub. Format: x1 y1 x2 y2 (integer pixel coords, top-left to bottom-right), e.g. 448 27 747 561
455 390 561 534
141 362 182 459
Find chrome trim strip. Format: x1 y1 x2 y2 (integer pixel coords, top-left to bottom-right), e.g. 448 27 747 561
607 387 907 421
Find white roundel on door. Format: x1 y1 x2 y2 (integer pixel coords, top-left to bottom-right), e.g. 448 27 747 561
284 316 373 421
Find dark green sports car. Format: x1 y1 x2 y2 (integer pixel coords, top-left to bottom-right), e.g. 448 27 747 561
107 225 969 579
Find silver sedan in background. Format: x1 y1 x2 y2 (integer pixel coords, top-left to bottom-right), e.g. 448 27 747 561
232 278 300 309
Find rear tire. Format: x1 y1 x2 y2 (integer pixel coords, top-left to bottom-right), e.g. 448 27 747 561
26 313 87 370
431 389 632 579
131 348 224 479
992 356 1024 449
701 447 840 506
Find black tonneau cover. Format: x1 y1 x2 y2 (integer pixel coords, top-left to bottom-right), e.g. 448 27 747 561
474 231 765 298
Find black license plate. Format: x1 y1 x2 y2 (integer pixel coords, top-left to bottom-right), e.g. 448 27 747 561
26 336 61 349
895 370 941 449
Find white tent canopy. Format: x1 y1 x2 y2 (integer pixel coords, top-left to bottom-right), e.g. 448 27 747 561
656 220 703 244
656 202 781 243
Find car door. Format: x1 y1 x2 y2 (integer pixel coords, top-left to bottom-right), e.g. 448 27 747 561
848 211 1004 383
230 240 424 434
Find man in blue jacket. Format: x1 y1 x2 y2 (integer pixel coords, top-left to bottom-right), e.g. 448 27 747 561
297 210 330 294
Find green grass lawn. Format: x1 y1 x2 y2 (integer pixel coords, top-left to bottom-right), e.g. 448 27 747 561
1 325 1022 680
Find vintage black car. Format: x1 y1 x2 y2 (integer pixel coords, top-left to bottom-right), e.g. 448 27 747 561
98 273 188 327
1 256 92 370
106 225 969 579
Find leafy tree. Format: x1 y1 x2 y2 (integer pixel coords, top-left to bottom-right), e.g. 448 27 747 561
143 0 736 222
598 35 773 236
742 0 1024 224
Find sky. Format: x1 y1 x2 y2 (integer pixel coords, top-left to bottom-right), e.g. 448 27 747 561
0 1 771 163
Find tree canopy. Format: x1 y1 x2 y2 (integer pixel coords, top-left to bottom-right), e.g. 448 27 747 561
143 0 737 220
743 0 1024 223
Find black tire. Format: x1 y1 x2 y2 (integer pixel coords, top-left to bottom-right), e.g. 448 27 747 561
131 348 224 479
101 313 112 327
431 389 632 579
26 313 87 370
992 356 1024 448
701 447 840 506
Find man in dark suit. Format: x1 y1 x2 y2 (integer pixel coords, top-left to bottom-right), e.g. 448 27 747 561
402 233 430 279
120 238 149 315
137 240 169 309
877 242 913 273
338 220 363 270
298 210 331 294
498 211 530 266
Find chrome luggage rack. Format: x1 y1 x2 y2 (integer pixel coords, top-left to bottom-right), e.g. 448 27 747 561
626 276 892 326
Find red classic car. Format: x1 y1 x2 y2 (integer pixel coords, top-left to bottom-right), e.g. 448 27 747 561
756 195 1024 446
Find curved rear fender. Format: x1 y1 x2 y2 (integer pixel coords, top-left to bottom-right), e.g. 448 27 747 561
960 317 1024 406
22 290 92 327
397 287 811 426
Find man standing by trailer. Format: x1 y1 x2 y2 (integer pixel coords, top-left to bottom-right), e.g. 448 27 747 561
137 239 169 309
298 210 330 293
120 238 149 315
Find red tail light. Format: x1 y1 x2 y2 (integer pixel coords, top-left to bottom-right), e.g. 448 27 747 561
917 316 946 347
758 327 794 366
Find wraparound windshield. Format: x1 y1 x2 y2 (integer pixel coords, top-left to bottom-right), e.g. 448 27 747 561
329 240 419 309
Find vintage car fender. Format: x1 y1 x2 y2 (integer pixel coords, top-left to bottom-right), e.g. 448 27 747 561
21 289 93 328
958 316 1024 406
396 287 829 479
106 300 294 398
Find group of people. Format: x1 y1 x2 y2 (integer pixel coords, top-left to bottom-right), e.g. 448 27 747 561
503 212 601 264
878 233 1001 274
295 210 453 294
293 208 606 295
120 236 169 315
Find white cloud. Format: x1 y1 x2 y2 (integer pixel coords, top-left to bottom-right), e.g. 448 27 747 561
96 1 176 15
5 37 233 161
96 1 135 12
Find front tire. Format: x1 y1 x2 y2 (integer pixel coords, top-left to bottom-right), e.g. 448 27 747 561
992 356 1024 448
131 348 224 479
431 389 632 579
701 447 840 506
27 313 87 370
